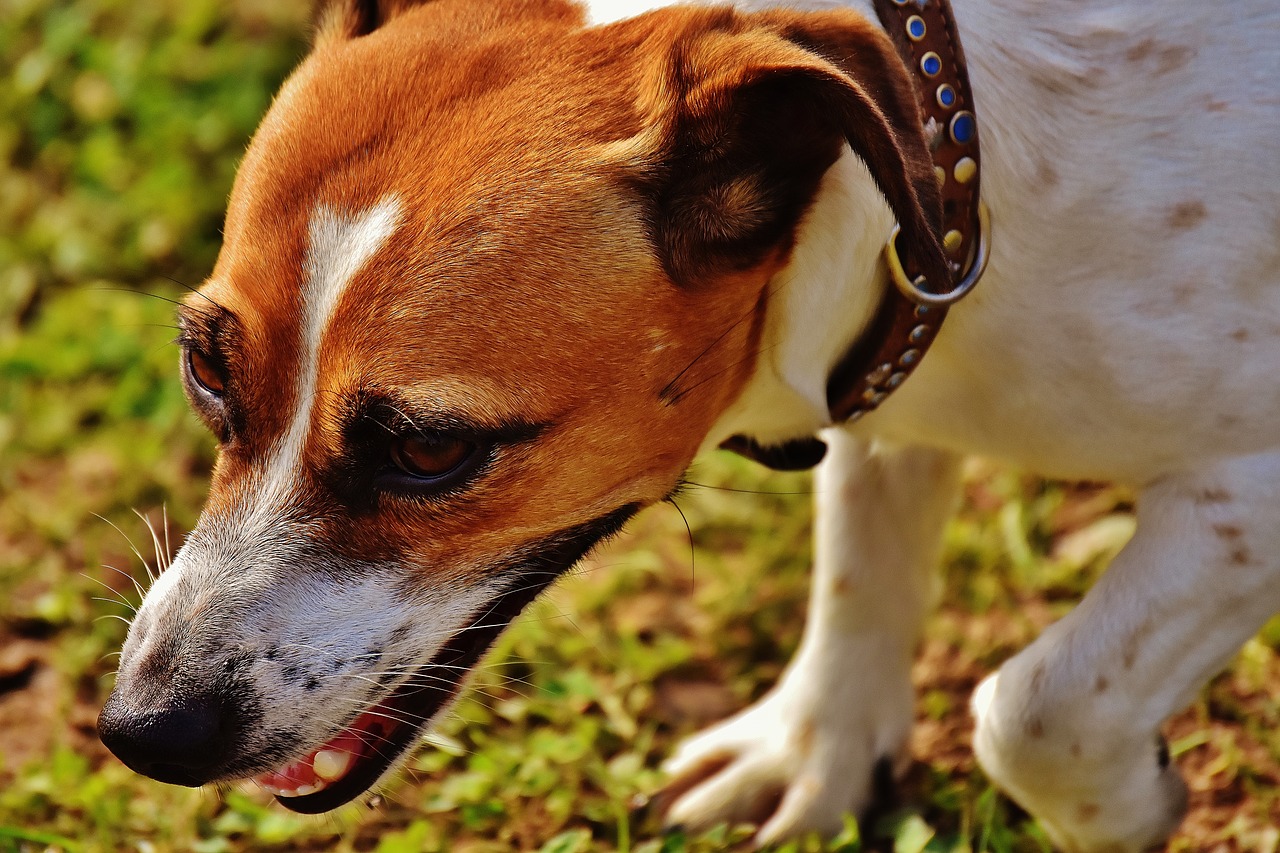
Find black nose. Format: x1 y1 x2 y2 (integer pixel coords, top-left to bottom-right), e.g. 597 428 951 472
97 690 232 786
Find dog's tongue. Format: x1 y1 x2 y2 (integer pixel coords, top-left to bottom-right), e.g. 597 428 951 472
254 712 388 798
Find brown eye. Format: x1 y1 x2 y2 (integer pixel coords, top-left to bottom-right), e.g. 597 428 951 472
389 435 475 480
188 349 225 396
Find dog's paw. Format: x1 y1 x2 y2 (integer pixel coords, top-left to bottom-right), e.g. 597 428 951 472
651 657 913 847
972 672 1188 853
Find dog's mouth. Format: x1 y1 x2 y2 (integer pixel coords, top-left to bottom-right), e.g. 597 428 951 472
251 504 639 813
253 700 410 810
253 579 531 813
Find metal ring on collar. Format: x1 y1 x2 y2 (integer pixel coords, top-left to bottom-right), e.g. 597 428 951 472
884 202 990 307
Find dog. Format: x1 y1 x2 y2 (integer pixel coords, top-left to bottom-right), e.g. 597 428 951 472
97 0 1280 849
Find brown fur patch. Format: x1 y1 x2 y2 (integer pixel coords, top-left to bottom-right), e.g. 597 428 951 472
1125 39 1156 63
1027 660 1047 696
796 718 816 756
1167 200 1207 230
1035 159 1060 189
1125 39 1196 75
1155 45 1196 75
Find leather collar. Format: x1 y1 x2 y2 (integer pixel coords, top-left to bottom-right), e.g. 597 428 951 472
724 0 988 470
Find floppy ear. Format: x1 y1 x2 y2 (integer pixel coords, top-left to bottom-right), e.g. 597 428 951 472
633 7 946 289
313 0 431 43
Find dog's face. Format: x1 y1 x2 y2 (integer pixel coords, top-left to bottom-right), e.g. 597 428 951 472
99 0 943 811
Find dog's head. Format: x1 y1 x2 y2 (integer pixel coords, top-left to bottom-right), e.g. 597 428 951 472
99 0 942 811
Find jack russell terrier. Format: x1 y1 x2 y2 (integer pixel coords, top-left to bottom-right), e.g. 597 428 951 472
98 0 1280 849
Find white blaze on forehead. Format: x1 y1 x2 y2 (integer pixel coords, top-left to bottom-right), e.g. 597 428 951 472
263 196 403 500
133 198 404 632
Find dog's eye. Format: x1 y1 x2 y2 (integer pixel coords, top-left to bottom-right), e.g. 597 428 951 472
389 435 475 481
187 349 225 397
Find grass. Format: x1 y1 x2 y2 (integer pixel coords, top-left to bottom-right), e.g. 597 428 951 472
1 2 1278 851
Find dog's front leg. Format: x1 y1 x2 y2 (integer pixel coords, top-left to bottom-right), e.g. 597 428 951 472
658 429 963 845
972 452 1280 852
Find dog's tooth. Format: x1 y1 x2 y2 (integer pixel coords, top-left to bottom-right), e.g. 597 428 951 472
313 748 354 781
294 783 321 796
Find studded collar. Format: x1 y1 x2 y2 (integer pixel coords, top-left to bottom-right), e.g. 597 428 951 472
723 0 989 470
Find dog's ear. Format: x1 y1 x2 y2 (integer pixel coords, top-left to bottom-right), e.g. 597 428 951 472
313 0 431 42
628 7 945 288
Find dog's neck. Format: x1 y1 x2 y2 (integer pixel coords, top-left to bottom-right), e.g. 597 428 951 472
701 153 894 452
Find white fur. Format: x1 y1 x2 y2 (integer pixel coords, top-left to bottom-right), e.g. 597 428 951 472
601 0 1280 849
131 196 405 669
261 197 402 506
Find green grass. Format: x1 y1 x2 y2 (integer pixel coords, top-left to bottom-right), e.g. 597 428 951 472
1 2 1278 851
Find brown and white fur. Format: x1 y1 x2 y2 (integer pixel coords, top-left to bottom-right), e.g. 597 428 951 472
98 0 1280 850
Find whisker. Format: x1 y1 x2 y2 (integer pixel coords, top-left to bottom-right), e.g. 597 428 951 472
86 566 144 608
132 508 168 578
660 270 795 403
361 412 399 436
377 402 422 433
160 274 228 314
316 706 426 735
93 513 157 585
659 300 761 401
329 669 542 698
682 479 815 496
89 595 134 613
85 572 138 607
97 286 188 310
666 341 781 406
665 495 696 587
162 504 172 570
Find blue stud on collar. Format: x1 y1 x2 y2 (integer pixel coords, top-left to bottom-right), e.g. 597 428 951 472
906 15 926 40
921 52 942 76
936 84 956 109
949 110 976 144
